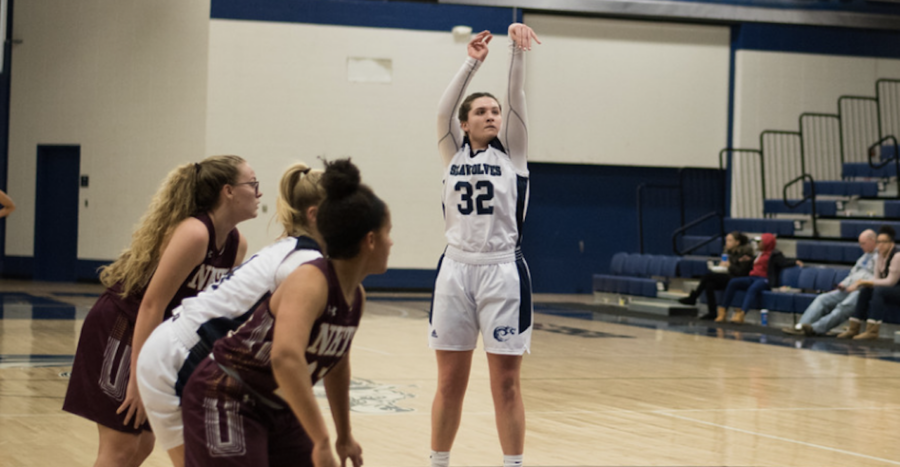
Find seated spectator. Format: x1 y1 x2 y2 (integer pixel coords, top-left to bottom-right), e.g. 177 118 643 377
838 225 900 340
782 230 876 336
718 233 801 324
678 231 753 320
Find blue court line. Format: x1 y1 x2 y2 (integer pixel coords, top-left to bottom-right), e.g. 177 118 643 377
0 292 78 320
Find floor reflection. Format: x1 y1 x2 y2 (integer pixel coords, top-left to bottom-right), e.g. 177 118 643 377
534 303 900 363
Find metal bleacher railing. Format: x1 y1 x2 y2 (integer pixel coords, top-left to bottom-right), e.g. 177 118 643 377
719 78 900 232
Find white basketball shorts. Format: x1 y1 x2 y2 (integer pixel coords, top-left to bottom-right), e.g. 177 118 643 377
136 318 191 450
429 252 533 355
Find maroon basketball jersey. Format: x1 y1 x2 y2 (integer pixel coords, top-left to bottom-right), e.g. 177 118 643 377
211 257 363 402
109 212 241 323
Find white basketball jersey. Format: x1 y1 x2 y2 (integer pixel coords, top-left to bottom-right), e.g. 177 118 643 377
168 236 323 349
442 140 529 255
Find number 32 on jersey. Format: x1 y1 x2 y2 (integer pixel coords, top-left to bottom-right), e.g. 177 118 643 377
455 180 494 215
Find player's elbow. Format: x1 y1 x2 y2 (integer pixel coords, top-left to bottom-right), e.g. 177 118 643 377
271 346 305 376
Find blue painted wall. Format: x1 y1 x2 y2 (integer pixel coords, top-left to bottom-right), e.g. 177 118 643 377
520 163 722 294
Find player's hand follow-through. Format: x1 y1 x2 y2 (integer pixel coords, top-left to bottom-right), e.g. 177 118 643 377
468 30 492 61
508 23 541 51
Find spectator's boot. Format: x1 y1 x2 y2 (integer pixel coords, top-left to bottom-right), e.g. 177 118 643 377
853 321 881 340
715 307 727 323
730 309 745 324
836 319 861 339
678 291 698 305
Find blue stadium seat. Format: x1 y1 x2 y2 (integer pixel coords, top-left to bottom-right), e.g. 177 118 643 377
841 221 900 239
779 267 802 288
793 294 817 313
814 268 836 292
761 291 794 312
645 255 662 277
842 162 898 179
623 255 640 276
763 199 838 217
885 201 900 218
660 256 680 277
633 255 652 277
724 218 795 236
796 241 856 263
805 181 878 197
610 252 628 275
833 268 850 286
797 268 818 290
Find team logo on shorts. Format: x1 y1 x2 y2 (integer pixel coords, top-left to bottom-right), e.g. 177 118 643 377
431 330 438 338
493 326 517 342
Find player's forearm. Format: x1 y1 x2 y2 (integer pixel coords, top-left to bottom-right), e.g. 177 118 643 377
503 42 528 169
273 353 331 445
323 357 353 439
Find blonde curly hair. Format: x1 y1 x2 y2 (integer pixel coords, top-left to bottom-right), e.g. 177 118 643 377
99 155 245 296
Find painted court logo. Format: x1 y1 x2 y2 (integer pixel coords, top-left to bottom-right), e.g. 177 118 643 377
493 326 517 342
314 378 414 413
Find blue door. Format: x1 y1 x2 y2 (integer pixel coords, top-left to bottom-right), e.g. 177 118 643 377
35 145 79 282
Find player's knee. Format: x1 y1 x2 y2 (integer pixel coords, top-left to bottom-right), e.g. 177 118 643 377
131 433 156 466
437 377 468 400
492 374 520 400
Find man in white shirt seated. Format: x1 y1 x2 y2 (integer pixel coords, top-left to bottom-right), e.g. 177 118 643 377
782 229 876 336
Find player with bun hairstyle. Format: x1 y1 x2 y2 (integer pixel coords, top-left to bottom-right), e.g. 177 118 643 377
180 158 392 467
136 162 326 467
64 155 259 467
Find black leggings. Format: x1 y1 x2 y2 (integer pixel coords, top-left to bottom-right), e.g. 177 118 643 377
694 272 731 315
854 286 900 322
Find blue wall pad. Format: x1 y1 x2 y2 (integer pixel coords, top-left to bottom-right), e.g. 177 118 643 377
211 0 518 33
681 235 723 256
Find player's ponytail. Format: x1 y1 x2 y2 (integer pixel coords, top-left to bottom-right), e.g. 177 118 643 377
276 163 325 238
317 158 387 259
100 155 245 296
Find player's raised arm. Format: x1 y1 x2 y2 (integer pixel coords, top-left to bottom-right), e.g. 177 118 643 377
437 30 493 167
501 23 540 174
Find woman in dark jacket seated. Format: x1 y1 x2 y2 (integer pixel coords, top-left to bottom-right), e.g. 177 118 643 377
717 233 802 324
679 231 754 320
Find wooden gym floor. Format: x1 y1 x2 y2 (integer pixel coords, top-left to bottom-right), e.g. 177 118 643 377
2 280 900 466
